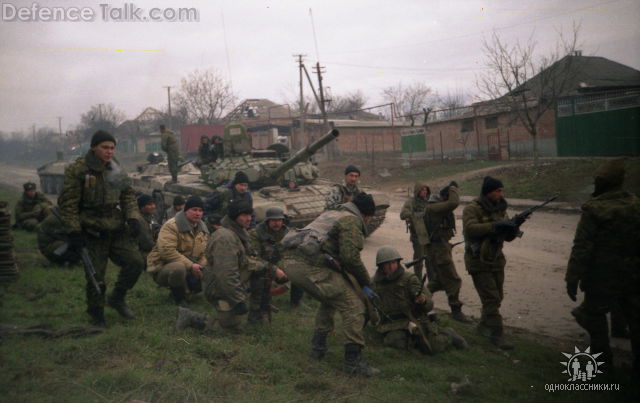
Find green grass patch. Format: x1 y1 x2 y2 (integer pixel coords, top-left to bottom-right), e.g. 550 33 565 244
1 185 638 401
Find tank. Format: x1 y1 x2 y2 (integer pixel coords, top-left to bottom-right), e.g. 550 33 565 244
37 152 71 195
130 124 389 233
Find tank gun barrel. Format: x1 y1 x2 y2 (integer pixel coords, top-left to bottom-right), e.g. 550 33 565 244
269 129 339 180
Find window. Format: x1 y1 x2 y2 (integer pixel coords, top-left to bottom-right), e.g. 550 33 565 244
461 119 474 132
485 116 498 129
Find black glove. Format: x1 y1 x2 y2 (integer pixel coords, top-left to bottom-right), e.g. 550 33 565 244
492 220 516 233
513 214 527 226
127 218 140 238
566 281 578 302
231 301 248 315
68 231 85 250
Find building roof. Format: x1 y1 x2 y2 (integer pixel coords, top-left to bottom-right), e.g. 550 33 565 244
117 107 165 137
224 99 292 122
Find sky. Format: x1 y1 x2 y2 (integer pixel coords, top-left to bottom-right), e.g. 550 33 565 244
1 0 639 134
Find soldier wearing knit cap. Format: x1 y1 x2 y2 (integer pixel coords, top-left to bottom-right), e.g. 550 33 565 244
164 195 185 222
326 165 362 209
209 171 254 228
462 176 515 350
136 194 159 265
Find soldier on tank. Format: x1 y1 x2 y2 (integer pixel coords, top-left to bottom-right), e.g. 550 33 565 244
14 182 52 231
57 130 145 327
196 135 215 167
160 124 180 183
566 158 640 374
372 246 467 355
326 165 361 209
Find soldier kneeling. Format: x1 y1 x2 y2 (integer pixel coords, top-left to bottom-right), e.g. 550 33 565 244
372 246 468 355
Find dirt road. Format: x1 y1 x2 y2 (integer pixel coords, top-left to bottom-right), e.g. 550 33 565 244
0 162 40 191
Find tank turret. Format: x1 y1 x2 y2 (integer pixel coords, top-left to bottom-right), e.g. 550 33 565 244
268 129 339 181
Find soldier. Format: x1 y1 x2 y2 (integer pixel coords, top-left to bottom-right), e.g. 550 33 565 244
136 194 161 266
36 206 79 265
372 246 467 355
147 196 209 306
58 130 145 327
247 206 291 324
326 165 361 209
210 135 224 162
280 192 380 377
425 182 471 323
165 195 185 222
462 176 517 350
177 200 285 332
14 182 52 231
160 124 180 183
196 135 214 167
399 182 431 279
205 171 254 226
566 159 640 373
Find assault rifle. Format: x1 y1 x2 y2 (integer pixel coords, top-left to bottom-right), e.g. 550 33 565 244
53 243 102 295
507 194 559 238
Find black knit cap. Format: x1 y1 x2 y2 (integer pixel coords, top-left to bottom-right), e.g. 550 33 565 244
184 196 204 211
344 165 360 175
481 176 504 195
23 182 36 191
233 171 250 185
90 130 117 147
137 194 154 209
228 200 253 220
173 195 185 206
352 192 376 216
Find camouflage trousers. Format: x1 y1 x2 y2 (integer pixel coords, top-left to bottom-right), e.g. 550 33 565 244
410 238 428 280
167 152 179 179
426 242 463 309
382 326 457 354
471 270 504 333
572 292 640 370
86 230 144 309
281 254 366 346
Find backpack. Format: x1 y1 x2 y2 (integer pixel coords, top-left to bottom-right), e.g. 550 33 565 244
281 210 350 256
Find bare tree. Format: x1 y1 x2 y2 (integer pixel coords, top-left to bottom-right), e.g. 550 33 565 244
174 68 237 125
438 89 468 119
477 24 581 165
380 82 437 125
327 90 368 114
77 103 126 141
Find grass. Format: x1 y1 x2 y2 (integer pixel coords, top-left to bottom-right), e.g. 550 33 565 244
1 184 638 402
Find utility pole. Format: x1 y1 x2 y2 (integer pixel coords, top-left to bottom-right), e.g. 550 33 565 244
312 61 333 158
164 86 172 129
294 54 306 149
57 117 64 158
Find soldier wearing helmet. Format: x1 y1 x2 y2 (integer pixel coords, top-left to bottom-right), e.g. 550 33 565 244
372 246 467 355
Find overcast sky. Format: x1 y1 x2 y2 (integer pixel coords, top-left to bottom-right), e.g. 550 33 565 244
1 0 638 134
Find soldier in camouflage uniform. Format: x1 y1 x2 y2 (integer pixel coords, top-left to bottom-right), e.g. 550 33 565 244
424 182 471 323
14 182 52 231
400 182 431 279
463 176 518 350
164 195 185 222
280 192 380 377
58 130 145 326
247 206 291 324
206 171 255 227
325 165 361 209
160 124 180 183
196 136 215 167
36 206 79 265
135 194 161 266
372 246 467 355
566 159 640 373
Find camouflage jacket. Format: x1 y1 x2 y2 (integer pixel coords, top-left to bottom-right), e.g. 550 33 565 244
36 207 67 252
203 215 259 306
146 211 209 273
57 150 140 234
160 130 179 154
400 182 430 243
248 221 288 275
566 189 640 294
138 212 161 255
372 266 433 333
424 186 459 242
462 196 509 272
14 191 51 222
326 181 360 210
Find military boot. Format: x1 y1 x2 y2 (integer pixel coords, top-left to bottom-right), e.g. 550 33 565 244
490 329 514 350
343 343 380 377
175 307 208 330
451 305 472 324
309 330 329 360
107 288 135 319
170 287 188 307
87 306 106 328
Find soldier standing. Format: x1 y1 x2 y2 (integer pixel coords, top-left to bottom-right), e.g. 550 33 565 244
280 192 380 377
462 176 517 350
160 124 180 183
399 182 431 279
326 165 361 209
196 136 214 167
247 206 291 324
58 130 144 326
566 159 640 373
14 182 52 231
147 196 208 306
372 246 467 354
424 182 471 323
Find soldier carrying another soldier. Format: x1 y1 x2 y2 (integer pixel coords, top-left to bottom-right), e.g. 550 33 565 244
14 182 52 231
